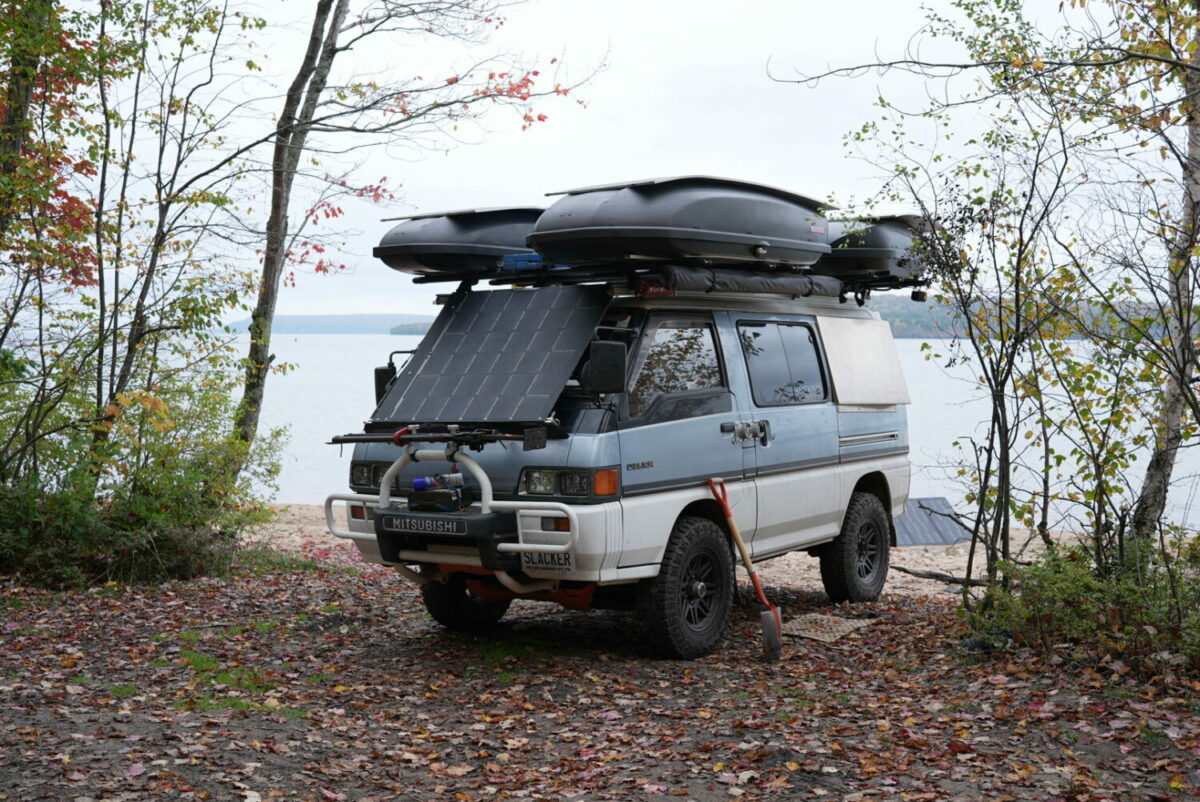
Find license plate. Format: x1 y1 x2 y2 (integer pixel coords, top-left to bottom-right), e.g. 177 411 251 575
384 516 467 535
521 551 574 573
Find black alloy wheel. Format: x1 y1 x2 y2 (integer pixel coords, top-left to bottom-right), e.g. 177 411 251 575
819 491 890 603
640 516 735 659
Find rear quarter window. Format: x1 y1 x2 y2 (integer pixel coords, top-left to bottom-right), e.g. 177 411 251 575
738 322 826 406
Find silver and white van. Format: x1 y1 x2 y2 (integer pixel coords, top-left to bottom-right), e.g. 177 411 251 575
326 177 920 658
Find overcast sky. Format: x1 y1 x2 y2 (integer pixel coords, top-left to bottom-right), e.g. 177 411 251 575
273 0 959 317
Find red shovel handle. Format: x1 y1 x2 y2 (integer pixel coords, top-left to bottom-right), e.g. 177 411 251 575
707 478 733 518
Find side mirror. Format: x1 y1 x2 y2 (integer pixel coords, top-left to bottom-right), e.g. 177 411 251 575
374 363 396 405
580 340 627 394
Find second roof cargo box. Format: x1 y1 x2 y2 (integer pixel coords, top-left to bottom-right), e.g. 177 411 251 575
811 216 924 284
374 207 544 276
528 176 831 267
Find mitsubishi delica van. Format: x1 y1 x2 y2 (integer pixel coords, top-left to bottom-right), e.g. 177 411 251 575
325 177 921 658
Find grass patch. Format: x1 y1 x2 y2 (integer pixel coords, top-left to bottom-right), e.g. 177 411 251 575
173 692 305 719
172 647 288 716
212 667 274 693
70 674 91 684
236 548 319 576
180 648 220 673
1139 725 1168 745
252 620 275 632
476 638 545 664
109 683 137 698
306 672 335 685
179 630 201 644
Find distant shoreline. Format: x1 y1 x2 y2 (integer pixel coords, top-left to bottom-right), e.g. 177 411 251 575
232 297 957 338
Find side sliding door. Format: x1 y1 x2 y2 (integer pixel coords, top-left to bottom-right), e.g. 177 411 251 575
735 318 840 558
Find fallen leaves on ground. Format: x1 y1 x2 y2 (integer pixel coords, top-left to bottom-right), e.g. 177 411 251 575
1 542 1197 801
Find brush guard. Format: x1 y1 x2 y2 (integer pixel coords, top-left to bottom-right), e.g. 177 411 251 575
325 442 577 593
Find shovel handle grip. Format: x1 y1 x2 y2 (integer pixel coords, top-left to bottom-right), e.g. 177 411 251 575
706 477 733 518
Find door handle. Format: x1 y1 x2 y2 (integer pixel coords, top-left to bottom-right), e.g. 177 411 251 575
756 420 773 446
720 422 736 434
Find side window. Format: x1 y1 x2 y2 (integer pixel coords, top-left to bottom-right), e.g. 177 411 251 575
738 322 827 406
738 324 792 405
778 324 826 402
628 319 723 417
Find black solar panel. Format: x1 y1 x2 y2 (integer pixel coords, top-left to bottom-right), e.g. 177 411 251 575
372 285 610 426
895 497 971 546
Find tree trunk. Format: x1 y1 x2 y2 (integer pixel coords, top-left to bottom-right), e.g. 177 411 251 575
232 0 348 451
0 0 53 243
1130 14 1200 540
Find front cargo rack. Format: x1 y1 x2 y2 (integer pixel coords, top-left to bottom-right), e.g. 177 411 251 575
331 425 551 452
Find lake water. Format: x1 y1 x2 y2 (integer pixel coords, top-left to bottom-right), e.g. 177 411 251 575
255 334 1200 528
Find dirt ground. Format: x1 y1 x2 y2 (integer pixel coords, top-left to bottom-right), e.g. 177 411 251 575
2 506 1197 801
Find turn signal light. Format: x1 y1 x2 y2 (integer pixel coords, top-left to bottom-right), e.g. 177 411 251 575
350 504 366 520
594 469 619 496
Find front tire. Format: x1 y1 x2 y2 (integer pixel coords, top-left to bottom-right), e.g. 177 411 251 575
420 572 510 631
641 516 734 659
820 491 890 603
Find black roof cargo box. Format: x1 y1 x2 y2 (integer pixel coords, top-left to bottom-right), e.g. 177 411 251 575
374 207 543 276
811 216 923 284
528 176 831 267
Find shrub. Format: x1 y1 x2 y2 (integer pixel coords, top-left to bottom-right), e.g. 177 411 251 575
980 539 1200 670
0 432 275 589
0 478 264 589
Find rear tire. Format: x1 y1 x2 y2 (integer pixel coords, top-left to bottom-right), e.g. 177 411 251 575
640 516 734 659
420 572 510 631
820 491 890 603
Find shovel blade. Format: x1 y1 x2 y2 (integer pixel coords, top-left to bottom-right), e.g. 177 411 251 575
761 609 782 661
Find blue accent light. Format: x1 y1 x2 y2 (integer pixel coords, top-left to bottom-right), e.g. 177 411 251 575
501 253 566 271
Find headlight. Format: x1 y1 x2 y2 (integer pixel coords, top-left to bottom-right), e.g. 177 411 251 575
519 468 620 497
350 463 373 486
524 470 558 495
558 470 590 496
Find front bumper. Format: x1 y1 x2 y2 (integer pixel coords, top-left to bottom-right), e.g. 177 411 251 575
326 444 633 583
373 506 520 570
325 492 621 581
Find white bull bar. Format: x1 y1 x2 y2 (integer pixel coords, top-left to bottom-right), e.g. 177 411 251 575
324 444 577 591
